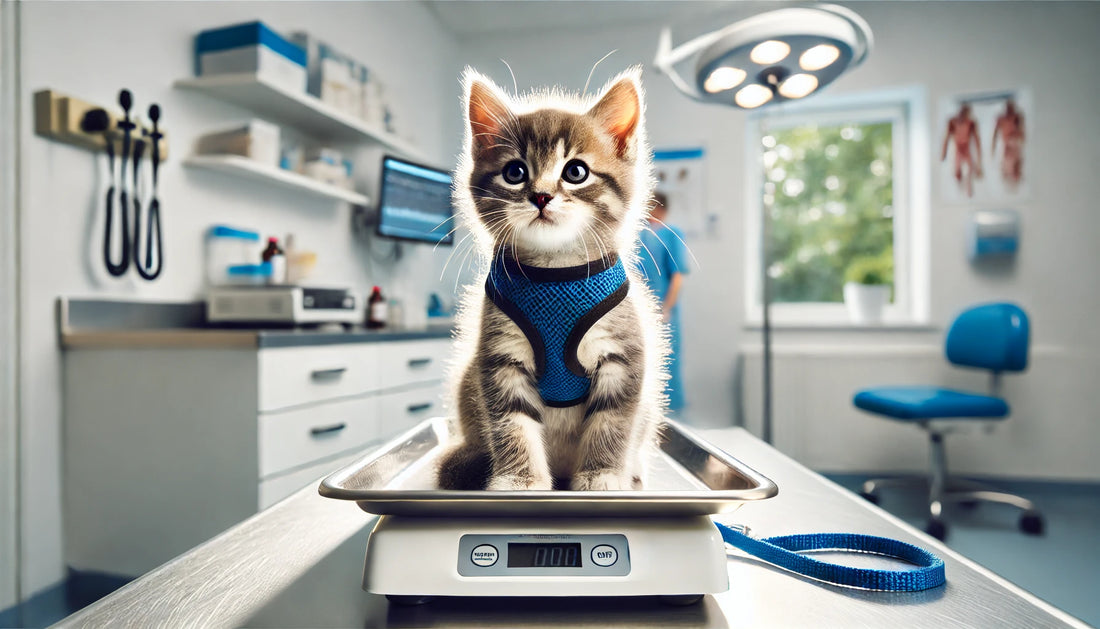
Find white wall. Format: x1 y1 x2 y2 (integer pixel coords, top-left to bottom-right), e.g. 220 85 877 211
459 2 1100 478
16 0 464 598
1 0 22 611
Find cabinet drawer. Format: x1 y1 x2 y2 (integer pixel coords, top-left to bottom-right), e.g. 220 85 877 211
258 345 380 411
376 385 444 440
375 340 450 391
258 450 363 510
259 396 380 478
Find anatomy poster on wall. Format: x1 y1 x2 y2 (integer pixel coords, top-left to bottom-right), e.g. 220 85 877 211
652 147 711 238
938 89 1032 203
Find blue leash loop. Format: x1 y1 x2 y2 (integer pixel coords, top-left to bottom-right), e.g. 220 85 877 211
715 522 946 591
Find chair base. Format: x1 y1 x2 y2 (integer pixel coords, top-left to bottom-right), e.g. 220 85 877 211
859 431 1044 541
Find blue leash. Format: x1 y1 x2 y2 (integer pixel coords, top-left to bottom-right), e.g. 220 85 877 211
715 522 946 591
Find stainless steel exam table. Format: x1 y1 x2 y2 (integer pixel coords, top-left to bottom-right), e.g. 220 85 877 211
52 428 1087 628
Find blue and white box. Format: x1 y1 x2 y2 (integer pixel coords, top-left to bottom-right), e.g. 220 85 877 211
195 21 307 94
968 209 1020 261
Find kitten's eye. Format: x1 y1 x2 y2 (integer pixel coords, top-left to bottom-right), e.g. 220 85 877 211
501 160 528 185
562 159 589 184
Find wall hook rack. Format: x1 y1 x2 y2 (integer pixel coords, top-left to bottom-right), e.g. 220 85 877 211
33 89 169 159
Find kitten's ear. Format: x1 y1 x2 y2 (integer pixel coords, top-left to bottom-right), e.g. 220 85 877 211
588 70 642 157
465 70 511 156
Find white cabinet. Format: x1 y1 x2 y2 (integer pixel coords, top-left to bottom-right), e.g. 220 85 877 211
63 338 449 577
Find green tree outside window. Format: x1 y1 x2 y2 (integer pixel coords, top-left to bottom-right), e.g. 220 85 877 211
762 121 894 303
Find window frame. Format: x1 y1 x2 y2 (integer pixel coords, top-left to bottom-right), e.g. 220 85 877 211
742 86 930 328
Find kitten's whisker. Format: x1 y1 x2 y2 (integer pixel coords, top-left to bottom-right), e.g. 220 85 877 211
472 132 519 150
440 232 475 281
455 244 477 294
580 228 593 279
583 49 618 96
648 217 701 270
636 234 662 278
500 58 518 95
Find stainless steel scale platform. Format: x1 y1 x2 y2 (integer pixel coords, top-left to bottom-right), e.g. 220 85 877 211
320 418 778 604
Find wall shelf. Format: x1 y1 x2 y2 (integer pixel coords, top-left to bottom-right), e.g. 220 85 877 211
184 155 370 206
174 73 423 160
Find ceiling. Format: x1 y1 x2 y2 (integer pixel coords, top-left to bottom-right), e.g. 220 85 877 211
425 0 747 39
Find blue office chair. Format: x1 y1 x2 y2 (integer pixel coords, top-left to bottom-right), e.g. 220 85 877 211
853 302 1043 540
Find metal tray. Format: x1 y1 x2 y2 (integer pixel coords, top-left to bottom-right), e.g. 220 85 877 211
319 417 777 517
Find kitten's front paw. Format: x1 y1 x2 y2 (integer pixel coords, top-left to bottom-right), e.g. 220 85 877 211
572 470 631 491
486 474 552 491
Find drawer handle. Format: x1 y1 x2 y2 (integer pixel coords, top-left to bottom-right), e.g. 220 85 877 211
407 358 432 368
310 422 347 437
407 402 433 413
311 367 347 380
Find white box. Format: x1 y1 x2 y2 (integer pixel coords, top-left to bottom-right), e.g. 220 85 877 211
199 45 306 94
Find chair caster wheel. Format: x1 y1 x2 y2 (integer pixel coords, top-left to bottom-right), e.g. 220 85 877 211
925 518 947 540
386 595 433 606
859 491 879 505
660 595 704 606
1019 511 1044 535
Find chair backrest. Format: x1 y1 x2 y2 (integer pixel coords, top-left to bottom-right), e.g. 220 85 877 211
945 303 1029 372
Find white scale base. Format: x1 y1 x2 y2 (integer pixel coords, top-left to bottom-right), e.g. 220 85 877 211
364 514 729 601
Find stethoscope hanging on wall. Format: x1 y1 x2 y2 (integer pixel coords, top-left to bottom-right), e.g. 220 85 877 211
133 104 163 280
86 89 164 281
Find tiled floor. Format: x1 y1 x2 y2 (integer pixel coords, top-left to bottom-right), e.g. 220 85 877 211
826 474 1100 628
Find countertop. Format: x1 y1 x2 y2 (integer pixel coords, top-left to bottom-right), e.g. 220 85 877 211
61 323 455 349
57 296 454 349
50 427 1088 629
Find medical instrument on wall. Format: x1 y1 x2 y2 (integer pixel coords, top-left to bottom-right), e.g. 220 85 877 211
654 5 873 445
78 106 129 276
320 418 944 605
111 89 137 277
133 104 165 280
32 88 170 280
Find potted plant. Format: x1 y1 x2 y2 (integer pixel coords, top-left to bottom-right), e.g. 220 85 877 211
843 256 892 324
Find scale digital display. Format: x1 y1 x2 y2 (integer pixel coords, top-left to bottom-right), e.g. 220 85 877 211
507 543 582 568
457 533 629 577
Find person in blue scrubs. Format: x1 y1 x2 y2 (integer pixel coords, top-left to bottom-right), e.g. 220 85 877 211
637 192 691 413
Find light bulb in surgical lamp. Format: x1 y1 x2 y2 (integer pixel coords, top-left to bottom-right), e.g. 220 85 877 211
735 84 774 109
778 74 819 99
750 40 791 65
799 44 840 71
703 66 747 93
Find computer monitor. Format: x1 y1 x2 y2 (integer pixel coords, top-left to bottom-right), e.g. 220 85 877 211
376 156 454 245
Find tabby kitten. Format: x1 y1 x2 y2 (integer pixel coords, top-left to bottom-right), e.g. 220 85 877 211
436 67 668 492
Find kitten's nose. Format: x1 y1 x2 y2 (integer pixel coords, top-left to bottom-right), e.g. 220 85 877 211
531 193 553 210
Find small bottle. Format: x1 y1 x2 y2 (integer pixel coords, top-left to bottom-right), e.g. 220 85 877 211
261 237 286 285
367 286 387 329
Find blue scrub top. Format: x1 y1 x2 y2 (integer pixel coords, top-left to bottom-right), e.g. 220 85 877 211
637 223 691 310
637 223 690 411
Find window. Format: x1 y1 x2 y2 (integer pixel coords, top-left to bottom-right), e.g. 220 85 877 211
743 88 929 326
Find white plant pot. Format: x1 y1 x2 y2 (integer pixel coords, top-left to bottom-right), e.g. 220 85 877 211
843 282 890 324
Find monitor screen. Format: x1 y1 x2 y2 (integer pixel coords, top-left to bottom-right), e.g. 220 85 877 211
376 156 454 245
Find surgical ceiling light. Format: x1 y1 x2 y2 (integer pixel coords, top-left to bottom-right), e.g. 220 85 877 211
654 4 873 109
653 5 873 446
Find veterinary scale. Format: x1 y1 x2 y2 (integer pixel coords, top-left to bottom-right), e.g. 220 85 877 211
321 418 777 604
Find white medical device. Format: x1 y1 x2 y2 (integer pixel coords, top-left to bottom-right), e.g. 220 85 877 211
206 285 359 325
321 418 778 605
364 515 728 602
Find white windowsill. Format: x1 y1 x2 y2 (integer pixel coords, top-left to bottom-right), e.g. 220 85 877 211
743 307 935 331
743 320 937 332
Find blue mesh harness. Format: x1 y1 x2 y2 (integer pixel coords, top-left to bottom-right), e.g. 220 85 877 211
486 254 629 408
